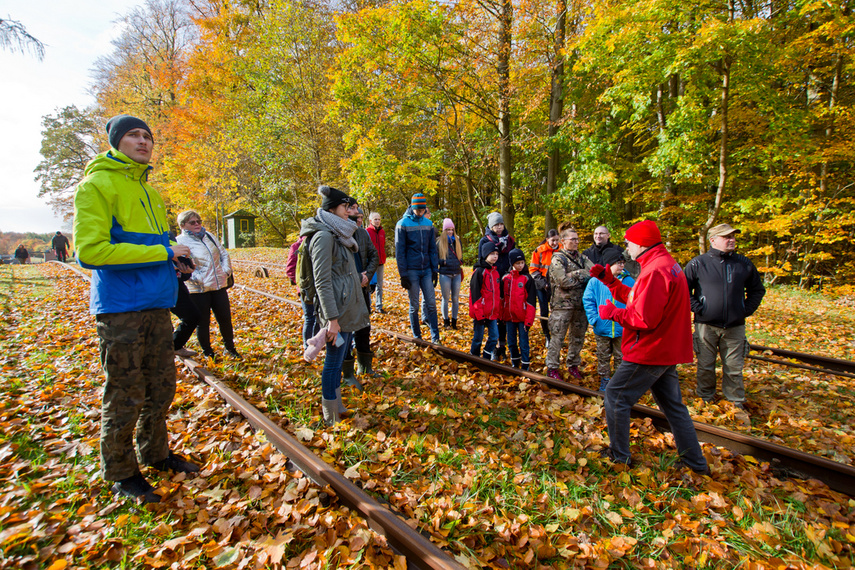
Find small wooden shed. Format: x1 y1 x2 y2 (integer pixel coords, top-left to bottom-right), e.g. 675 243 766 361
223 209 258 248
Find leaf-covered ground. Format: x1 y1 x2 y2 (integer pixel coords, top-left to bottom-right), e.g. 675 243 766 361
1 259 854 569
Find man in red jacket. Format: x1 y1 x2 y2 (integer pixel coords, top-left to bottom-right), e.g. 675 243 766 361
590 220 709 474
366 212 387 313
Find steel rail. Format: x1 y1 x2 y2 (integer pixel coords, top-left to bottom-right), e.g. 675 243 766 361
235 283 855 496
177 357 465 570
749 344 855 375
46 265 463 570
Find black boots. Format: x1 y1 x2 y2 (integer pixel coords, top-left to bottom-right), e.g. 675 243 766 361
443 318 451 328
152 451 201 473
356 351 380 378
112 473 160 503
341 358 363 391
451 318 457 330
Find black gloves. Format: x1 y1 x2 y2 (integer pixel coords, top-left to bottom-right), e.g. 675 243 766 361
401 276 412 290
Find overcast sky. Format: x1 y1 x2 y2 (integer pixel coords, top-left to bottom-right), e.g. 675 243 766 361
0 0 142 233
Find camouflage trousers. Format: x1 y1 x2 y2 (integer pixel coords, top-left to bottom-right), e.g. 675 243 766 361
595 334 622 378
546 307 588 369
96 309 176 481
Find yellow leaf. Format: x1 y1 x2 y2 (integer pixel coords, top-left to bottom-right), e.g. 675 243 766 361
46 561 68 570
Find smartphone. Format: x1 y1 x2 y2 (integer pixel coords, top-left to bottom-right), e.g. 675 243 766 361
177 256 195 270
334 333 345 347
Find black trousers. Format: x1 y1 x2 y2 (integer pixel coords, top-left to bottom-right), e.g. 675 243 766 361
351 289 372 355
190 288 235 354
171 280 199 350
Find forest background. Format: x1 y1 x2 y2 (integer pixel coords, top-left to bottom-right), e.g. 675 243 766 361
32 0 855 292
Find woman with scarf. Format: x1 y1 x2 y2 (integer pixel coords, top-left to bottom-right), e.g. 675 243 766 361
437 218 464 329
176 210 238 359
299 186 370 426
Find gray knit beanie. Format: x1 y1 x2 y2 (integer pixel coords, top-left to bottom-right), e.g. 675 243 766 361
487 212 504 230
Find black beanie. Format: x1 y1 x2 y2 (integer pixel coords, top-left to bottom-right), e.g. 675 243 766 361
318 185 353 211
106 115 153 150
508 248 525 266
479 240 499 261
602 248 624 266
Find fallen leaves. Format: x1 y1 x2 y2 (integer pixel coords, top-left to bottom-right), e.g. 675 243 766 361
3 259 855 569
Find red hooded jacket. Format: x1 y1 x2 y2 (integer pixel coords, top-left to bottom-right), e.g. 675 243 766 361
605 244 693 365
501 269 536 326
366 224 387 265
469 261 502 321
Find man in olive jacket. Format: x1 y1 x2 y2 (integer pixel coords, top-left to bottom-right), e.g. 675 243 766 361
684 223 766 409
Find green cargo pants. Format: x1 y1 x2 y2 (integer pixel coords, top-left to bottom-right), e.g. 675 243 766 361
96 309 176 481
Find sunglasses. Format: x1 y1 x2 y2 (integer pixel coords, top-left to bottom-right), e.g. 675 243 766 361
186 219 202 225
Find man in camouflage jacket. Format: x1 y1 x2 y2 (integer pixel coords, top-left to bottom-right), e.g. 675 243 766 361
547 226 594 380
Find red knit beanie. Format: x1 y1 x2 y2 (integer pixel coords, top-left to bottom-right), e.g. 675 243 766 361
624 220 661 247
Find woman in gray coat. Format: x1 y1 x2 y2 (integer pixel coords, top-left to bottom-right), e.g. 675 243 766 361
299 186 369 425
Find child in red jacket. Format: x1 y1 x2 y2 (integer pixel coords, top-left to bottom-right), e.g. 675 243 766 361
470 241 502 359
502 249 537 370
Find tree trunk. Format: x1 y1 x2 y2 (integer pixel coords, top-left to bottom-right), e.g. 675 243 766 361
497 0 514 235
544 0 566 233
699 55 731 254
820 50 843 195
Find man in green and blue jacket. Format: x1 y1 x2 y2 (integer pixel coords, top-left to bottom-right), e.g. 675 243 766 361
74 114 200 504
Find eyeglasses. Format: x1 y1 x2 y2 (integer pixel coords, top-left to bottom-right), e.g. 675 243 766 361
564 237 579 242
186 219 202 225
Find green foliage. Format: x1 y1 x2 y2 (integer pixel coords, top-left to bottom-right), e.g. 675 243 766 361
35 106 102 221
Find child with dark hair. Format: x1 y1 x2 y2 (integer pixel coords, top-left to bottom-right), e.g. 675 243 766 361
469 241 502 359
502 249 537 370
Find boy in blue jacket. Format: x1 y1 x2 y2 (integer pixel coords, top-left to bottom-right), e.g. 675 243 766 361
582 249 635 391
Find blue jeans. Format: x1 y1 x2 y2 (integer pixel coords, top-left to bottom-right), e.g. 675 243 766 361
406 268 440 342
605 362 707 471
470 320 498 358
301 295 318 349
506 321 530 367
373 264 384 310
439 273 461 320
321 331 353 400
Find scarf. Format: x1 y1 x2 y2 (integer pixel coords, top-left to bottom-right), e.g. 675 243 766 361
184 227 207 239
317 208 358 251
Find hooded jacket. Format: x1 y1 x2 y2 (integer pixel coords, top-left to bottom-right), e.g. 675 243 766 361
299 216 369 333
582 271 634 338
366 224 387 265
469 260 502 321
395 206 439 275
605 244 693 365
177 230 232 294
530 240 561 290
73 149 177 315
501 268 536 326
684 248 766 328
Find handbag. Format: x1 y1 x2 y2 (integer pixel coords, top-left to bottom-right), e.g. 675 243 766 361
226 273 235 289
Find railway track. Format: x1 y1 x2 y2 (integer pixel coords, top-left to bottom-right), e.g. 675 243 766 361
46 261 466 569
40 260 855 567
236 258 855 379
236 282 855 497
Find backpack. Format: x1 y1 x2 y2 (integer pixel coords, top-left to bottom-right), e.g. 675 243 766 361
296 233 316 304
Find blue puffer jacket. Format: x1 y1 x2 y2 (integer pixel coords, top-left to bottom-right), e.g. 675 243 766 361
395 207 438 275
582 271 635 338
